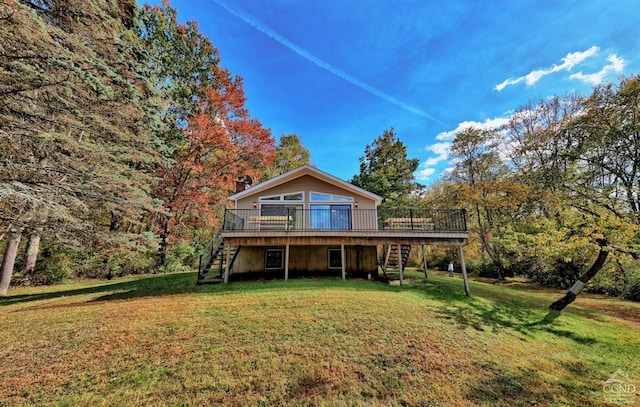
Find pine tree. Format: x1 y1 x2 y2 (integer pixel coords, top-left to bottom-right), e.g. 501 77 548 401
351 128 423 206
0 0 162 293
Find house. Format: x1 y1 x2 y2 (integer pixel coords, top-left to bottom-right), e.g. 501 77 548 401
197 165 471 294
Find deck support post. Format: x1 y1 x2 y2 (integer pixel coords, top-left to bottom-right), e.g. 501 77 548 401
284 243 290 281
398 243 404 287
382 244 392 274
223 246 231 283
421 245 428 279
341 243 346 281
458 245 470 296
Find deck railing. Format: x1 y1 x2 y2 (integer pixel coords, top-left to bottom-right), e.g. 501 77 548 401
223 208 466 232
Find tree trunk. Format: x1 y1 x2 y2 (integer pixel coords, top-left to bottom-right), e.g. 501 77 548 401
0 231 23 296
549 238 609 311
158 220 169 267
23 231 41 278
110 210 123 231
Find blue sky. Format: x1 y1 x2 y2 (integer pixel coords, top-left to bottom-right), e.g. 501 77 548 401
148 0 640 183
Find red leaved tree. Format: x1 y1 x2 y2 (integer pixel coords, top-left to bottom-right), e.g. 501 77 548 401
155 67 274 266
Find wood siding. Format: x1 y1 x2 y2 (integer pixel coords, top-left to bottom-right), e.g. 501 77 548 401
235 175 377 211
231 245 378 275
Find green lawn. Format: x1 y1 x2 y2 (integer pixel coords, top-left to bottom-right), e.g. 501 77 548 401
1 271 638 406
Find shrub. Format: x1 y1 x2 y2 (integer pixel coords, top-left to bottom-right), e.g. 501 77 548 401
159 241 196 273
30 243 74 285
624 280 640 301
622 267 640 301
521 257 585 289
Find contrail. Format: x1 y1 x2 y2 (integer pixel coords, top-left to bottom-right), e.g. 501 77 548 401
210 0 447 126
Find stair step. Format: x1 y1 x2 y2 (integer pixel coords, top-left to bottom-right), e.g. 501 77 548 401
197 228 241 285
382 244 412 271
196 277 223 285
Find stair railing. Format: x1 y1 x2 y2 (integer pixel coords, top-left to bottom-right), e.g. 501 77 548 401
198 227 223 280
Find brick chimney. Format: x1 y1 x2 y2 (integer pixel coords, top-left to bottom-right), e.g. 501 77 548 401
235 175 253 193
235 178 247 193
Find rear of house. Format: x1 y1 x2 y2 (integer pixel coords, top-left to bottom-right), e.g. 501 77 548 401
198 165 469 292
224 165 382 278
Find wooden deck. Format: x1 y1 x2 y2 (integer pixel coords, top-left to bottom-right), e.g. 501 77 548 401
203 207 471 295
222 208 468 247
222 229 468 247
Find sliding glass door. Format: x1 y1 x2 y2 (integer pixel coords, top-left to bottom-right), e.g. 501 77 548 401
310 204 352 230
260 204 303 229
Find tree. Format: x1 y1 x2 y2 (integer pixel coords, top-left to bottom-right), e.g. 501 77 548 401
23 229 42 276
0 0 163 293
547 76 640 310
0 224 26 296
505 78 640 310
136 2 275 265
447 127 528 280
261 134 310 180
135 1 224 154
154 68 274 265
351 128 422 206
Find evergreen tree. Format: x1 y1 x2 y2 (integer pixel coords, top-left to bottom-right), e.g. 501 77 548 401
261 134 311 180
351 128 422 206
0 0 162 293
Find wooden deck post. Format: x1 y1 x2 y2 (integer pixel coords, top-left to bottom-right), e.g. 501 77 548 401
341 243 346 281
223 246 231 283
458 245 470 296
398 243 404 287
284 243 290 281
382 244 392 274
421 244 428 279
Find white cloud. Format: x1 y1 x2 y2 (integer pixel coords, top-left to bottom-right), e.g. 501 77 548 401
417 116 510 181
417 167 436 179
435 117 510 141
423 142 451 167
495 46 599 91
427 142 450 156
424 156 445 167
570 54 626 85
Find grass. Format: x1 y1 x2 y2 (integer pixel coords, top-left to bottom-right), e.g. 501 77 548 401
1 270 639 406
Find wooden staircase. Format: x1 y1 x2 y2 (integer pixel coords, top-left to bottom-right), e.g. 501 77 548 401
380 244 412 278
196 228 240 285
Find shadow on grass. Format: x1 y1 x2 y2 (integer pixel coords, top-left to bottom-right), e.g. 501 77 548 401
1 269 602 346
394 271 600 345
0 273 194 307
1 271 402 307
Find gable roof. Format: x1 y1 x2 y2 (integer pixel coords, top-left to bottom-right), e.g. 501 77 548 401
229 165 383 204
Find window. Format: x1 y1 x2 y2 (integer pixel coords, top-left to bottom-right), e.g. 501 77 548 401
310 204 352 230
310 192 354 202
265 249 284 270
260 192 303 201
284 193 303 200
328 249 343 269
261 204 302 229
310 192 330 201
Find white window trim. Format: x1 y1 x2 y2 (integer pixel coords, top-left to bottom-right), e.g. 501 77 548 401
259 191 304 202
310 191 354 202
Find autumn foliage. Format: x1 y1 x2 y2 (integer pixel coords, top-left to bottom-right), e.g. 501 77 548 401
154 65 274 264
0 0 275 289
